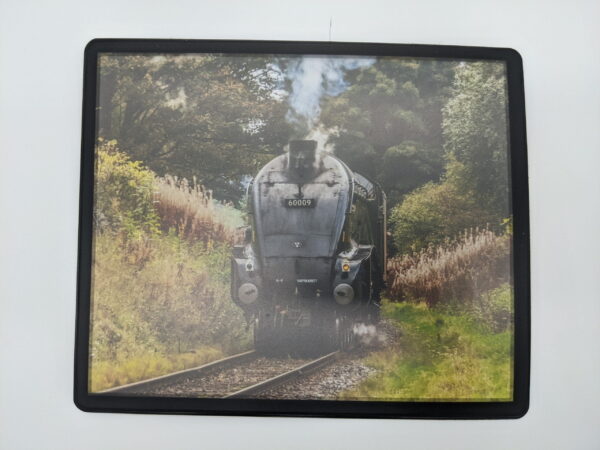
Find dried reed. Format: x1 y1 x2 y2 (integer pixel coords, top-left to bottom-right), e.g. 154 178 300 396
387 228 510 306
154 175 237 245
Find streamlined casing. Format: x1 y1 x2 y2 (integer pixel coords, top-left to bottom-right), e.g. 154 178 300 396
231 143 386 340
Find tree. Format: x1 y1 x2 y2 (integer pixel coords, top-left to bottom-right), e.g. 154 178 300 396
97 54 294 203
381 141 444 207
389 158 494 254
320 58 457 204
442 62 510 218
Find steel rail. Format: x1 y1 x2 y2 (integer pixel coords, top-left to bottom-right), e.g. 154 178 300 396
223 351 339 399
98 350 257 395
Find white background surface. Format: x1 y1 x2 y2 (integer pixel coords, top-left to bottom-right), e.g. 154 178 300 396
1 0 599 448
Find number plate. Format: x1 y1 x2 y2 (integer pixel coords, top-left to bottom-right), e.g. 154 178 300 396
283 198 316 208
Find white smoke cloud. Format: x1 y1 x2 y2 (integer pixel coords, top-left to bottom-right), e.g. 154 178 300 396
284 56 375 130
305 126 335 154
353 323 387 346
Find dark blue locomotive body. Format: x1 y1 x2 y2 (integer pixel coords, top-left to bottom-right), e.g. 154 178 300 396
231 140 386 353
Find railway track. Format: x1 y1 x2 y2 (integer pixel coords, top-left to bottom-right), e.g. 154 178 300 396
98 350 339 398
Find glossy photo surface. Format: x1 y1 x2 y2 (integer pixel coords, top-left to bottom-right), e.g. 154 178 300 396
75 40 529 418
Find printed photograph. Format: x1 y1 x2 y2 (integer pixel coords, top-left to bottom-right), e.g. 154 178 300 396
89 52 514 402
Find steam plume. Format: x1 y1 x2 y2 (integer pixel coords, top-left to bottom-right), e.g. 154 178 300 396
284 56 374 134
353 323 387 346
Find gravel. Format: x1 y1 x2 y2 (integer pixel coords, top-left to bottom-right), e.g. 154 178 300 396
253 320 402 400
132 356 310 398
254 351 377 400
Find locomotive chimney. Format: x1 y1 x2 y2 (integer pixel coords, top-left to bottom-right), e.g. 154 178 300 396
287 140 320 179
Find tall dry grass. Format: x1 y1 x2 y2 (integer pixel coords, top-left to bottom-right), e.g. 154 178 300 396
387 228 510 306
90 232 252 392
154 175 239 245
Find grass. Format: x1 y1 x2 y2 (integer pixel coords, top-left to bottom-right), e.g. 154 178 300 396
89 230 252 393
364 225 514 401
90 346 223 392
341 290 513 401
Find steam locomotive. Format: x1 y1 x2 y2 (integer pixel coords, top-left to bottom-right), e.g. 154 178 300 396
231 140 386 354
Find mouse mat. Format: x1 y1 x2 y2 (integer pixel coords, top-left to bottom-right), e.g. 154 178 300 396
75 39 530 418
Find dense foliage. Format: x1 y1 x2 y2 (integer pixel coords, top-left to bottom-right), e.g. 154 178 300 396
320 59 456 206
97 55 510 254
94 139 159 238
388 158 496 254
443 62 510 218
388 62 510 253
98 54 293 203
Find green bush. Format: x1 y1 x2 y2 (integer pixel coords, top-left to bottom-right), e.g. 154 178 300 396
94 139 159 238
472 284 513 333
389 158 493 254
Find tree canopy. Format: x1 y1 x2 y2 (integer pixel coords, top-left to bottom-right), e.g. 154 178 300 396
389 62 511 253
320 58 457 205
442 62 510 218
97 54 511 256
98 54 294 203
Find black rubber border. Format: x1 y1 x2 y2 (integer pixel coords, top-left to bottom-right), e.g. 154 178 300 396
75 39 530 419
